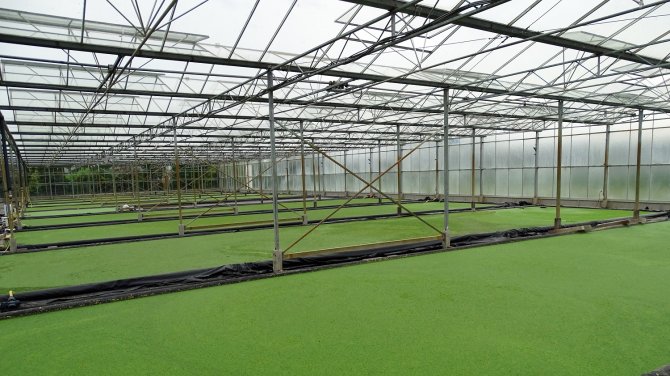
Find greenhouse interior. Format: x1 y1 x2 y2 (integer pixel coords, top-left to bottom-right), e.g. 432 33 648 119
0 0 669 374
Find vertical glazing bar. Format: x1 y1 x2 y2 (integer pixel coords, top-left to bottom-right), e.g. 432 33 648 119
533 131 539 205
300 121 307 219
435 140 439 197
174 125 183 233
554 100 564 229
377 139 382 204
602 124 610 208
634 110 643 220
268 71 282 272
343 150 348 197
112 163 118 209
232 138 238 209
311 143 318 208
258 147 264 204
396 124 402 215
443 88 450 248
369 147 373 196
470 126 476 211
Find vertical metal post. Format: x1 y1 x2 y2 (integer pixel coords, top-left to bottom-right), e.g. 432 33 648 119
232 138 238 209
533 131 540 205
268 71 282 272
443 88 450 247
602 124 611 208
174 126 184 235
47 166 53 199
311 144 318 208
258 147 264 204
285 160 290 195
634 110 643 220
300 121 307 222
435 140 439 197
377 139 382 204
470 126 476 211
343 149 348 197
479 136 484 202
396 124 402 215
554 100 564 229
368 148 373 196
111 163 118 209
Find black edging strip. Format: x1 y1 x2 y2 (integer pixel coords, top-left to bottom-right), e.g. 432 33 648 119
1 211 667 319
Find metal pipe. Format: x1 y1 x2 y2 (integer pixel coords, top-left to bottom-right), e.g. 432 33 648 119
470 125 476 211
343 149 348 197
602 124 610 208
174 125 183 229
377 139 382 204
554 100 564 229
443 88 450 247
533 131 539 205
634 110 643 220
268 71 282 272
396 124 402 215
232 137 238 209
300 121 307 219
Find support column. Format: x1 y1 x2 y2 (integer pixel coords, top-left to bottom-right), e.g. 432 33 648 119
300 121 308 223
443 88 450 248
479 136 484 202
435 140 439 197
268 71 282 272
232 138 238 209
602 124 611 208
174 126 184 235
311 145 318 208
377 139 382 204
47 166 53 199
112 163 118 209
533 131 540 205
343 150 348 197
396 124 402 215
633 110 643 221
470 126 476 211
258 147 264 204
285 160 290 195
369 148 373 196
554 100 564 229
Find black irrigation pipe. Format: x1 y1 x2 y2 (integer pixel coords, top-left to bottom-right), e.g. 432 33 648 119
2 211 667 319
19 198 430 231
9 203 523 254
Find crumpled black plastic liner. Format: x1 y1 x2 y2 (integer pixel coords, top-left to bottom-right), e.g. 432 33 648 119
1 211 666 319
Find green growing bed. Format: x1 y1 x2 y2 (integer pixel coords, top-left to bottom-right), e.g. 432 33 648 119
0 221 668 375
2 206 637 292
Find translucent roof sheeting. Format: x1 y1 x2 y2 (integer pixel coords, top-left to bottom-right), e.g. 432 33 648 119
0 0 668 165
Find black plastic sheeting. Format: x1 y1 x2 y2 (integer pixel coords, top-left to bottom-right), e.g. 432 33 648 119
2 211 667 319
642 364 670 376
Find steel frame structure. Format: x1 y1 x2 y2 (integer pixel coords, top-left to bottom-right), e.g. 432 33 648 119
0 0 668 267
